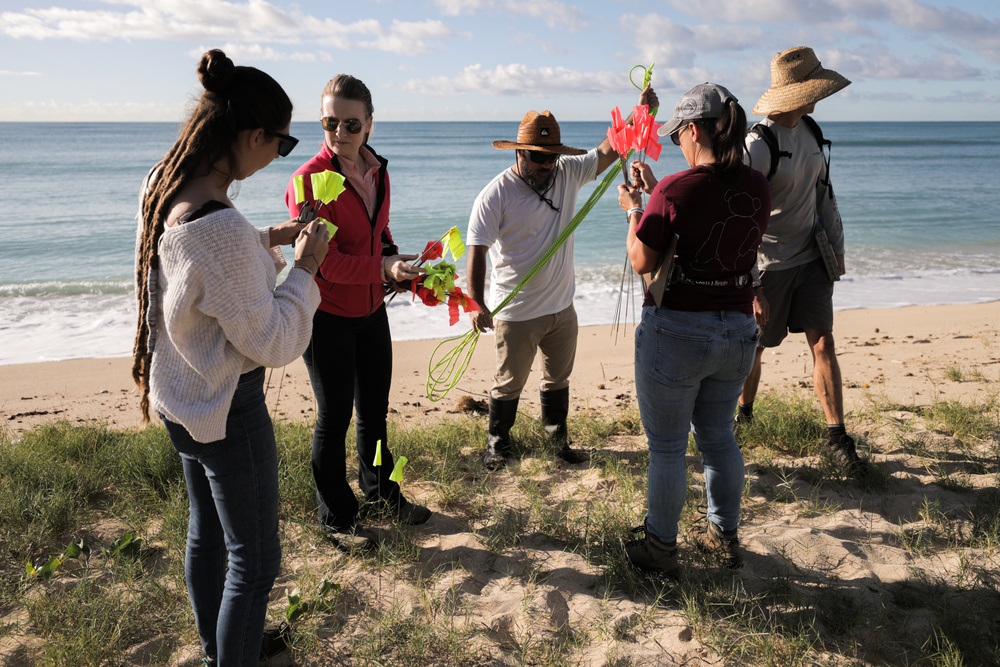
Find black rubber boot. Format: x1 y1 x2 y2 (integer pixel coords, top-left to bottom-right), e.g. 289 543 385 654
484 397 518 470
540 387 589 464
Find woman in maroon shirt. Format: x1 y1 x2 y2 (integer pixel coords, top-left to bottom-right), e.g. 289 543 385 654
617 83 770 578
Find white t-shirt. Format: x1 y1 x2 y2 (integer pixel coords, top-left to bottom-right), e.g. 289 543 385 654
466 149 599 321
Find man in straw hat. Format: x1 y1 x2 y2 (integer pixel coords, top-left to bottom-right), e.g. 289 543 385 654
737 46 868 473
466 87 655 471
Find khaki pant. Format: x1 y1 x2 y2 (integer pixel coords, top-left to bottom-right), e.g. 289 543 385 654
491 304 578 401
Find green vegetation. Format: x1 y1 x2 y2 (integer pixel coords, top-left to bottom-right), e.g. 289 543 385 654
1 391 998 665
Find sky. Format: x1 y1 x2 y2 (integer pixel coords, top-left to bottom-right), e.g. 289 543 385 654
1 0 998 123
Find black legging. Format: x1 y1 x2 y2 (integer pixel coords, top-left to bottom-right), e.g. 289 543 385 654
302 305 402 531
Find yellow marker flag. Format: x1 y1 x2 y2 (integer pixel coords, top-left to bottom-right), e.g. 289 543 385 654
318 217 338 239
388 456 408 483
292 175 306 204
311 170 346 205
373 439 382 467
444 226 466 260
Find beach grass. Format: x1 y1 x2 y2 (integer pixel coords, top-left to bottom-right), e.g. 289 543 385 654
1 390 999 666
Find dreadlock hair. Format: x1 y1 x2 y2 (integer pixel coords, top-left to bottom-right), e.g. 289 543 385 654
700 97 749 178
132 49 292 425
322 74 374 144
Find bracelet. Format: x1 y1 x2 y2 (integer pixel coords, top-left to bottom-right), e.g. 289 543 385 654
626 207 643 219
293 260 316 276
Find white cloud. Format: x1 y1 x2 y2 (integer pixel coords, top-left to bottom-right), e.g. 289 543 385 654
190 43 319 62
357 19 454 55
0 98 180 122
624 13 765 70
0 1 454 55
433 0 492 15
834 45 983 80
660 0 1000 61
405 63 621 96
0 69 41 76
503 0 586 31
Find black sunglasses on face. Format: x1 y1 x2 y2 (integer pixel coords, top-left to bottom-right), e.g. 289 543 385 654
526 150 559 165
671 122 697 146
267 130 299 157
321 117 365 134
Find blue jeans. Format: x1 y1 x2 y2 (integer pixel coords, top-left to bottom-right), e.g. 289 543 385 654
634 308 759 543
162 367 281 666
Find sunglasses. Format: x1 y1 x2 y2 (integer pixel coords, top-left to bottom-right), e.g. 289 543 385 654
670 123 694 146
266 130 299 158
321 117 365 134
526 150 559 165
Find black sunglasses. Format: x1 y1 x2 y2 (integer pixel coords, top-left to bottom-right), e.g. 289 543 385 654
526 150 559 165
267 130 299 158
321 117 365 134
671 122 698 146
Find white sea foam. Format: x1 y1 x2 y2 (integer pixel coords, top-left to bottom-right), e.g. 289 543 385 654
2 267 997 366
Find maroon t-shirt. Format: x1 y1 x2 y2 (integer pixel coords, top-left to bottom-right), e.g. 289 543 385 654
635 164 770 314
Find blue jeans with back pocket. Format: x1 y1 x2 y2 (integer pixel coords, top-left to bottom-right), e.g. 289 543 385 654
634 307 759 543
162 366 280 666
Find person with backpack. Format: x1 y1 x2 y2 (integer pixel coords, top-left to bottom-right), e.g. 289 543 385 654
737 46 869 473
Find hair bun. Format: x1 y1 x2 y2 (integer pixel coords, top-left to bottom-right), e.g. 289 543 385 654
198 49 235 94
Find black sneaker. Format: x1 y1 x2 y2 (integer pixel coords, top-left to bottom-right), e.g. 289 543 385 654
556 445 590 464
395 500 432 525
826 433 869 474
623 525 680 579
326 524 380 553
690 520 743 569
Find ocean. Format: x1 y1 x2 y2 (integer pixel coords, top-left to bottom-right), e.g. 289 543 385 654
1 121 998 366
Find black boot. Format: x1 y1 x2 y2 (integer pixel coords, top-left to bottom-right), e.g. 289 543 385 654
485 397 518 470
540 387 589 464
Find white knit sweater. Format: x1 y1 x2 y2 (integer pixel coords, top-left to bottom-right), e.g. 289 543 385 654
148 207 320 443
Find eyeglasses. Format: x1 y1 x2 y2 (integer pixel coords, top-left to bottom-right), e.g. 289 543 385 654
526 150 559 165
671 123 697 146
266 130 299 158
321 117 365 134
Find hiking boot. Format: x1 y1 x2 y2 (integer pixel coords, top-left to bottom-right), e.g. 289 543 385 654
623 525 680 579
556 445 590 465
259 622 293 667
201 622 292 667
395 500 432 525
826 433 869 474
691 520 743 569
326 524 380 553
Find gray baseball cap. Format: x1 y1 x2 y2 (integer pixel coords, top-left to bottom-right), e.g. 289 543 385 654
658 83 738 137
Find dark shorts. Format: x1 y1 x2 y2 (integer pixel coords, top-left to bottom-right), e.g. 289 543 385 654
758 258 834 348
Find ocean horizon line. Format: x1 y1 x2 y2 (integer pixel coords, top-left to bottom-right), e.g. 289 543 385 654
1 119 998 125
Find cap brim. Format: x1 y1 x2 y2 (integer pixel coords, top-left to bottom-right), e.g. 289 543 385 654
491 140 587 155
657 117 685 137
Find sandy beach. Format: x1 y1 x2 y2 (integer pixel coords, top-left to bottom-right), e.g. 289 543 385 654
3 301 1000 665
3 301 998 436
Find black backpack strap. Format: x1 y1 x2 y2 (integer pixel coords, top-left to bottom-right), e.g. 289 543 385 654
801 115 833 196
748 122 790 181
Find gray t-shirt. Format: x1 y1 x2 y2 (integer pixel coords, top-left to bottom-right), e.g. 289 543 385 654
466 149 598 321
746 118 844 272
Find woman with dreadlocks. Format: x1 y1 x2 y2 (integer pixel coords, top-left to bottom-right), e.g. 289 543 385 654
133 49 328 665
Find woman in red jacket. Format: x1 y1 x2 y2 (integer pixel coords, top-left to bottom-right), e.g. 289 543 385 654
285 74 430 549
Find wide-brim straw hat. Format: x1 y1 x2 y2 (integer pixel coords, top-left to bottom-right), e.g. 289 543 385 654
492 110 586 155
753 46 851 115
